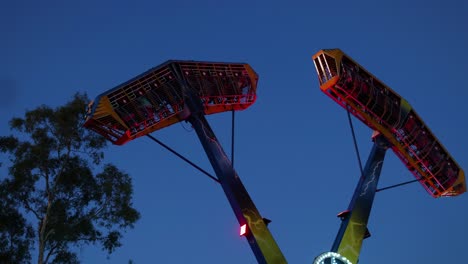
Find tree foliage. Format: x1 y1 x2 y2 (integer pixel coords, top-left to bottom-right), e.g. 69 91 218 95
0 181 34 263
0 93 140 264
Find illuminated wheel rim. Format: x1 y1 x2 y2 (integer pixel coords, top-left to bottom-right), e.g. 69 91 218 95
313 252 353 264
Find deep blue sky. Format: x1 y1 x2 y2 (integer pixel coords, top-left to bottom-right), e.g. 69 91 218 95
1 1 467 263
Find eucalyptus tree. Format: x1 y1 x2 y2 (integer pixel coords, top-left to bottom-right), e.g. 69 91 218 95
0 93 140 264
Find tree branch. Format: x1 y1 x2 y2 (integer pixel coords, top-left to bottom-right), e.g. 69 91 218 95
70 149 92 155
91 195 110 219
69 195 111 231
44 241 60 264
23 199 41 221
76 236 99 242
44 228 55 244
38 170 54 264
52 140 72 191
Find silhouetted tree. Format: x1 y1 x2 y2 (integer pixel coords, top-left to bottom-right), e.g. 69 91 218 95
0 93 140 264
0 181 34 263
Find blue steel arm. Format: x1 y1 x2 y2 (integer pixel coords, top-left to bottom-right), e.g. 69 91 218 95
331 133 390 264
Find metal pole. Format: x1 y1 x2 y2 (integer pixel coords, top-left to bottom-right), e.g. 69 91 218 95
180 80 286 264
330 132 390 264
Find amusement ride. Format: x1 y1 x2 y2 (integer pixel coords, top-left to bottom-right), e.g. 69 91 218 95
84 50 465 264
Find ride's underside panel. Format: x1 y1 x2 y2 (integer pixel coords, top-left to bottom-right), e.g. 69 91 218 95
313 49 465 197
84 60 257 145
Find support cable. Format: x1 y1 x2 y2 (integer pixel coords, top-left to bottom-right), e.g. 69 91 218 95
345 105 422 193
346 105 365 177
376 178 423 192
146 134 220 184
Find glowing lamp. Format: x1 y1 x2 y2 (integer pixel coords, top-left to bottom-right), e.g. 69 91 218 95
240 224 247 236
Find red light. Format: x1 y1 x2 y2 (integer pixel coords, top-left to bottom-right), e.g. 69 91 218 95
240 224 247 236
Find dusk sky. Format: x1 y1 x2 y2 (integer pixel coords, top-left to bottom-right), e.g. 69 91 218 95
1 1 467 263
